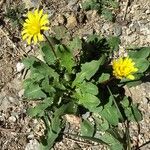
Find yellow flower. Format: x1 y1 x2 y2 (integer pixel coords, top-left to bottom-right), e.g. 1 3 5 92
21 9 49 45
112 57 138 80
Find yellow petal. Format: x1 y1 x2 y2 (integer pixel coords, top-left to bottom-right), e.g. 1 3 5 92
22 33 29 40
27 36 32 45
33 35 38 44
40 14 49 25
38 9 43 20
38 33 44 41
41 26 49 30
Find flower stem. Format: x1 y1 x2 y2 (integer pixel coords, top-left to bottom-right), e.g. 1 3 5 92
43 33 57 59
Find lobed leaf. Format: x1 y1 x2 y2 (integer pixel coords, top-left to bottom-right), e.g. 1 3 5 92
24 83 47 99
80 119 94 137
73 55 106 86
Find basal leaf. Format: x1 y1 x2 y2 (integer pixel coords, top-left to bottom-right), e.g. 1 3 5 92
132 104 142 122
78 82 98 95
27 97 53 117
69 37 82 51
41 43 56 65
98 73 110 83
56 44 75 73
22 56 39 69
134 58 149 73
53 25 69 40
100 132 123 150
94 116 109 131
79 93 100 112
100 105 119 126
80 119 94 137
24 83 47 99
31 61 59 81
73 55 106 86
129 47 150 59
107 36 120 51
102 8 113 21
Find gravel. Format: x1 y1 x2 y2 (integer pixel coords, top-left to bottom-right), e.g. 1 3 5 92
0 0 150 149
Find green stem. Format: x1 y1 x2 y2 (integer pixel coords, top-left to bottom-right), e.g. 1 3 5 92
43 33 58 59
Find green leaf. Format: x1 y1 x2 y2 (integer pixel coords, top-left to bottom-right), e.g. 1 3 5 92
69 37 82 51
100 132 123 150
78 82 98 95
98 73 110 83
80 119 94 137
121 96 129 108
56 44 75 73
41 103 75 149
45 116 62 149
108 0 119 8
41 77 56 96
107 87 124 120
53 25 69 40
73 55 106 86
124 104 142 122
134 58 149 73
129 47 150 59
94 116 109 131
80 93 100 106
27 97 53 117
100 105 119 126
22 56 39 69
107 36 120 51
82 0 100 10
24 83 47 99
41 43 56 65
132 104 142 121
31 61 59 81
79 93 100 111
102 9 113 21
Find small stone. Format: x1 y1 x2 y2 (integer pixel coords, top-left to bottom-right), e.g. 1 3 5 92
8 96 16 103
27 133 34 139
82 112 90 119
68 0 78 7
18 89 24 98
145 9 150 14
25 139 40 150
66 14 78 29
113 24 122 36
126 28 132 35
68 0 79 11
9 116 16 123
16 62 25 72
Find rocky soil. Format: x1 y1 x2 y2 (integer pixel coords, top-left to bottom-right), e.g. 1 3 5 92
0 0 150 149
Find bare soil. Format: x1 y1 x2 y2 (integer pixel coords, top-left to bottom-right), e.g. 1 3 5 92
0 0 150 149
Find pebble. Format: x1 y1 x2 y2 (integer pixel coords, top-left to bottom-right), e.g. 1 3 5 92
113 24 122 36
18 89 25 98
68 0 78 7
145 9 150 14
27 133 34 139
8 96 16 103
25 139 40 150
68 0 79 11
8 116 16 123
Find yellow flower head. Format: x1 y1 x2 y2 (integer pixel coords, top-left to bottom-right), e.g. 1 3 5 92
112 57 138 80
22 9 49 45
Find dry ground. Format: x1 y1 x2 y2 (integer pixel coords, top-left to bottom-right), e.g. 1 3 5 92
0 0 150 149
